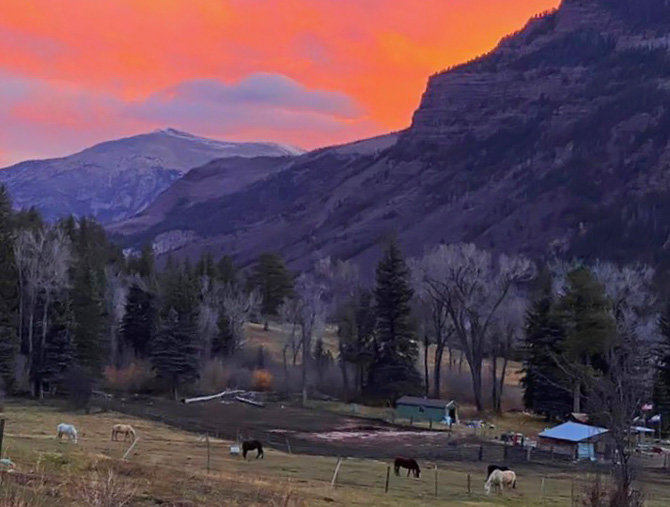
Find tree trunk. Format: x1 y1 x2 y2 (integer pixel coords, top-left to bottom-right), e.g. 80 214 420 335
263 320 269 332
38 296 50 400
423 337 430 397
27 302 35 397
301 339 309 406
470 360 484 412
433 344 445 399
491 347 499 413
573 381 581 413
458 351 464 374
338 341 350 401
497 355 509 414
282 346 290 397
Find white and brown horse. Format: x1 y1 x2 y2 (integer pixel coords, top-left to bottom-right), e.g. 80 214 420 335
485 469 516 495
111 424 137 442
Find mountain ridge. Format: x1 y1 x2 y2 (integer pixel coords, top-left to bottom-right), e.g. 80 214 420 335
102 0 670 276
0 129 303 223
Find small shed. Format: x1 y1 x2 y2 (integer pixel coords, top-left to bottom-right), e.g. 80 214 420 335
395 396 458 424
538 422 609 461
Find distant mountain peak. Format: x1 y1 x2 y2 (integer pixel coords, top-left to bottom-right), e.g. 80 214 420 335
0 129 302 223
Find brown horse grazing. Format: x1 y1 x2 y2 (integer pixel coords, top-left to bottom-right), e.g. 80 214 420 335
394 457 421 478
242 440 264 459
111 424 136 442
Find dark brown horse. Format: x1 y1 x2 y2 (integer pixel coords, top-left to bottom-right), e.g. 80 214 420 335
487 464 509 478
242 440 264 459
394 457 420 478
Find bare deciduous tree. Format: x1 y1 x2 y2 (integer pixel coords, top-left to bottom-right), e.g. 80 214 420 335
104 266 127 368
295 271 327 405
410 256 454 398
219 283 260 355
416 244 535 411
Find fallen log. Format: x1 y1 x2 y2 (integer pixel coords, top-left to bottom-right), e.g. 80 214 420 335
235 396 265 408
182 389 246 404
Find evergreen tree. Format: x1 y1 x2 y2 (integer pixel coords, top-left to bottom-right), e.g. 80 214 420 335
654 301 670 435
556 267 615 413
212 311 234 357
152 261 200 399
40 298 76 393
369 240 421 399
250 253 293 326
120 283 157 360
127 244 155 279
522 270 572 420
217 255 237 287
0 186 18 391
152 307 200 400
69 218 110 376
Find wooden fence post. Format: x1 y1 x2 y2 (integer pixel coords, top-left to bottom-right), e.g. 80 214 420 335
526 446 532 462
285 437 292 455
478 445 483 461
467 473 471 494
206 434 211 472
540 477 545 502
330 458 343 488
0 419 5 458
434 465 438 497
385 465 390 493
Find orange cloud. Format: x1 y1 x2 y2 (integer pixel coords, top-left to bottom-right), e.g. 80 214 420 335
0 0 559 163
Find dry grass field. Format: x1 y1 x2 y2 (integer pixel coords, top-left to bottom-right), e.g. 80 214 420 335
1 402 670 506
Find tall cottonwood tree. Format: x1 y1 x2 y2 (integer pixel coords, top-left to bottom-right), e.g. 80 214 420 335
417 243 534 411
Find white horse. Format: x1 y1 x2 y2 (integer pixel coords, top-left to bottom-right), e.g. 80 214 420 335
485 469 516 495
56 423 78 444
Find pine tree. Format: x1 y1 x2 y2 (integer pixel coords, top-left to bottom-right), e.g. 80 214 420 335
40 298 76 393
120 284 157 360
69 218 110 376
152 308 200 400
152 261 200 399
654 301 670 435
0 185 18 391
250 253 293 326
556 267 615 413
522 270 572 420
212 311 234 357
369 240 421 399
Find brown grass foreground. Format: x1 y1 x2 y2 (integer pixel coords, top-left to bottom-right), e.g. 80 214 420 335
1 402 670 506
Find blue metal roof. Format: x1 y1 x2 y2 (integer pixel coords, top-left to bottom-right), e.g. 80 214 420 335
538 422 608 442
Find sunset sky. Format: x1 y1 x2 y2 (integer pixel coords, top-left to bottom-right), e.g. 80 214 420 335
0 0 559 165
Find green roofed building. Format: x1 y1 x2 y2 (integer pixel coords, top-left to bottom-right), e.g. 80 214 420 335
395 396 459 424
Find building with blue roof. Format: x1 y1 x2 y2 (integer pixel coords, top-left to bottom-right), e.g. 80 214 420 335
538 422 611 461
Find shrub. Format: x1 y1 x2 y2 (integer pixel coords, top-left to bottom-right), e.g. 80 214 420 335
74 470 136 507
103 361 155 393
252 369 274 392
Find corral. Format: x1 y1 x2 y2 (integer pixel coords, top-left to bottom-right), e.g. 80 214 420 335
2 401 670 506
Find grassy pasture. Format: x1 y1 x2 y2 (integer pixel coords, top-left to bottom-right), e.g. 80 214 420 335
1 403 669 506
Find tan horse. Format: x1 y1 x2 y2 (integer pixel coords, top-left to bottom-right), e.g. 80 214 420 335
111 424 136 442
485 469 516 495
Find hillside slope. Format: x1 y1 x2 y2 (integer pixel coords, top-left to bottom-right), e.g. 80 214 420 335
118 0 670 273
0 128 302 222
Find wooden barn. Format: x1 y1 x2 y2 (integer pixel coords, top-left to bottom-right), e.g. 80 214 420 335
395 396 459 424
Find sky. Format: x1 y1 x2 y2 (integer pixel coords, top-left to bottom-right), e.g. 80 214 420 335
0 0 559 165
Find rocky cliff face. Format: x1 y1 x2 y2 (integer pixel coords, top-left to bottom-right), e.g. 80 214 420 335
116 0 670 275
0 129 302 223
